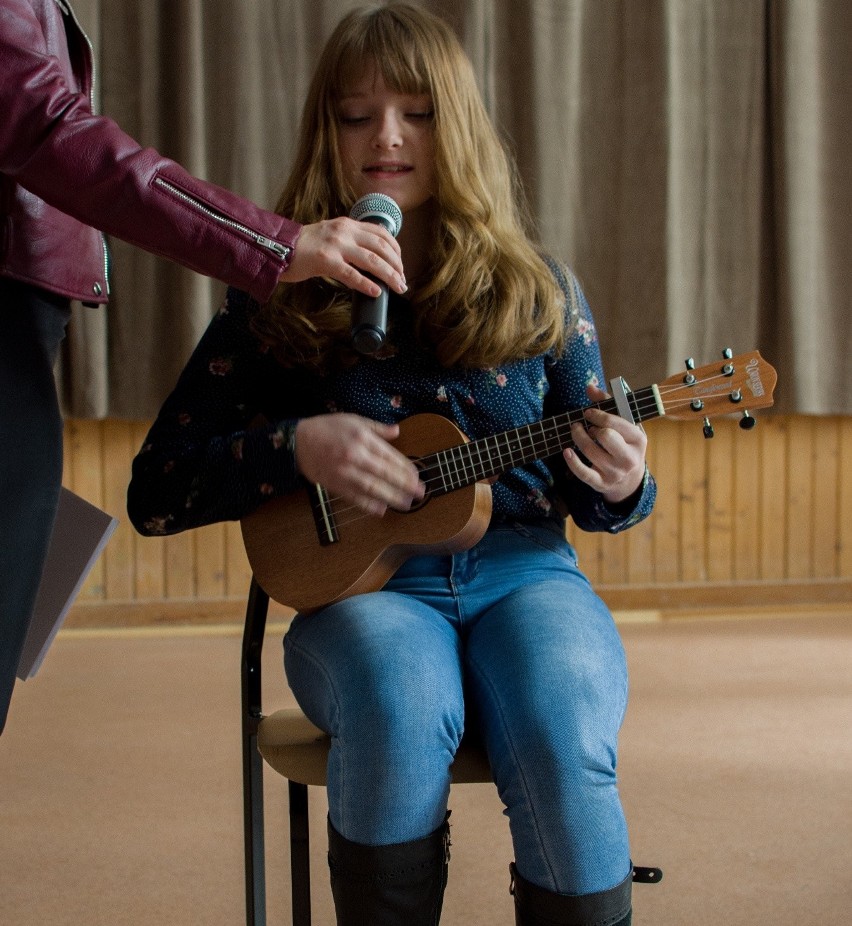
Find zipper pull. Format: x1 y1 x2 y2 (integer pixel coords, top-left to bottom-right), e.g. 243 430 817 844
255 236 291 259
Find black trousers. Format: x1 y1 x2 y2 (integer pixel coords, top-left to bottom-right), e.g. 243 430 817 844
0 277 71 734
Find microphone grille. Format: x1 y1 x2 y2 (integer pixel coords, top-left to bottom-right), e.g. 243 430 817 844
349 193 403 237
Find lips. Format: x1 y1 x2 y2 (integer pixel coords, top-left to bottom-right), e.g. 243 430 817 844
364 163 412 175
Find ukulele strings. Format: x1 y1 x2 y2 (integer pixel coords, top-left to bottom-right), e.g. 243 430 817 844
318 369 741 531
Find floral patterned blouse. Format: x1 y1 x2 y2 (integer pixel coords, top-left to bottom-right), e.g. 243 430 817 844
127 264 656 537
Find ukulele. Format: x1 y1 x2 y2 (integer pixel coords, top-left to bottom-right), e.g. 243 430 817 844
241 350 777 612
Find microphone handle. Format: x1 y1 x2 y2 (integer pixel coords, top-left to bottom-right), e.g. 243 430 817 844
351 277 388 354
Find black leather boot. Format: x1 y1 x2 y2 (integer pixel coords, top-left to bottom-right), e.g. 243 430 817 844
327 814 451 926
510 863 633 926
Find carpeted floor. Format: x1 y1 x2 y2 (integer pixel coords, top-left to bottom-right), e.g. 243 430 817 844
0 608 849 925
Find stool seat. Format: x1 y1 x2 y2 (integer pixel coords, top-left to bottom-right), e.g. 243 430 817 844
257 706 493 786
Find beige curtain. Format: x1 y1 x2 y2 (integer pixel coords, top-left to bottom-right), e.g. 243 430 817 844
61 0 851 418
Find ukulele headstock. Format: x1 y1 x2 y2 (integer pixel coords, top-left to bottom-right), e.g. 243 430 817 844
656 349 777 437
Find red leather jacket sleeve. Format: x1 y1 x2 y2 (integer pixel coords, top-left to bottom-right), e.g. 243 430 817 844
0 0 301 304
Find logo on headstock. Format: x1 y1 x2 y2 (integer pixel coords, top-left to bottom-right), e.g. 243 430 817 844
745 357 765 398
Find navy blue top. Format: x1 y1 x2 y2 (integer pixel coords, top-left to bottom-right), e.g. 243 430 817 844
127 266 656 537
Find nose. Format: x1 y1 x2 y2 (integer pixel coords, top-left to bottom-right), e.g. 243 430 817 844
372 109 403 149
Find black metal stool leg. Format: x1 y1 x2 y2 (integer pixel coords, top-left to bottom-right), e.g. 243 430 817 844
289 780 312 926
242 579 270 926
244 728 267 926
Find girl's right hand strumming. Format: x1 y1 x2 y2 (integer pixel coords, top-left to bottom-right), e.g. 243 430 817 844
294 414 423 517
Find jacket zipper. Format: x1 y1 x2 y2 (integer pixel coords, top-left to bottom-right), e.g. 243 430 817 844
153 177 291 259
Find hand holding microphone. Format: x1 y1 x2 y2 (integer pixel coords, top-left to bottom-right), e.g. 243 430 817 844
279 202 406 300
348 194 403 354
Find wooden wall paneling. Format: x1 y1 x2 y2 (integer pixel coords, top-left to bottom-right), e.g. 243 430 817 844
784 417 815 580
100 418 136 601
66 419 106 601
566 520 597 584
811 418 841 579
840 417 852 578
65 419 102 505
584 520 607 585
194 523 228 601
678 421 708 582
619 413 656 586
650 420 681 583
130 420 165 600
131 536 164 601
598 523 629 586
626 517 655 587
732 415 762 581
706 419 735 582
164 530 195 599
59 414 851 617
758 415 788 580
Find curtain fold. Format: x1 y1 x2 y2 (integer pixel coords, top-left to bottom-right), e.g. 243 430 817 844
60 0 851 418
771 0 852 413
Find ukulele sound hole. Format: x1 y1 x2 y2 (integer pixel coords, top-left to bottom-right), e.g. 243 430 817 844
403 460 438 513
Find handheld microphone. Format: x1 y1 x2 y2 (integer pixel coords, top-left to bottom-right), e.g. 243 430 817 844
349 193 403 354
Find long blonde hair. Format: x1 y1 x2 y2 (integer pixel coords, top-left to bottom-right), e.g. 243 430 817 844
252 2 566 371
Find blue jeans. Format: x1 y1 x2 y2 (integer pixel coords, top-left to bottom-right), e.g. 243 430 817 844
284 518 631 896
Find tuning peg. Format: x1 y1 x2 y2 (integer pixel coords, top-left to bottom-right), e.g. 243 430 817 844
685 358 695 370
703 417 714 439
722 348 733 359
738 410 756 430
684 358 696 385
